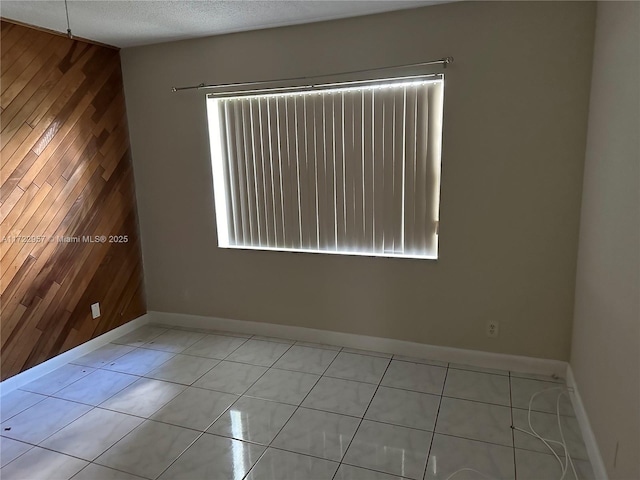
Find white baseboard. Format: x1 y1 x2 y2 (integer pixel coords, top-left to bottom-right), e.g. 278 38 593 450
0 314 150 396
149 310 567 377
566 365 608 480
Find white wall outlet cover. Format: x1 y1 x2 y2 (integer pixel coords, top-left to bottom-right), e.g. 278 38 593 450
91 303 101 319
487 321 499 338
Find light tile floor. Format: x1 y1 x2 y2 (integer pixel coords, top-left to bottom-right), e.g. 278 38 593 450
0 324 595 480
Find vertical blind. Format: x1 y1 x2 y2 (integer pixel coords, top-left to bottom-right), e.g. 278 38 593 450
207 78 444 258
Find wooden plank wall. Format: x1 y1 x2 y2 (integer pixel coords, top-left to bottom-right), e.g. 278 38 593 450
0 21 146 381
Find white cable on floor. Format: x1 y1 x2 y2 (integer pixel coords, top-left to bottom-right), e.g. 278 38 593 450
526 387 567 475
557 391 578 480
443 384 580 480
515 386 579 480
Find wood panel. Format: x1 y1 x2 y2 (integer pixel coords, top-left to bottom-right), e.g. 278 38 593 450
0 21 146 380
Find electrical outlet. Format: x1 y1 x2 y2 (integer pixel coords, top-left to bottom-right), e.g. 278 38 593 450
91 302 101 319
487 321 499 338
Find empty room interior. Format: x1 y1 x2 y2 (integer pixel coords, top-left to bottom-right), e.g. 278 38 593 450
0 1 638 479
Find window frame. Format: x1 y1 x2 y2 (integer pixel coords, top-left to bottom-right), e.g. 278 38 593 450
206 75 445 260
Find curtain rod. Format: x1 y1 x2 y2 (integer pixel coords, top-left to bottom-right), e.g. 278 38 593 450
204 73 443 99
171 56 453 93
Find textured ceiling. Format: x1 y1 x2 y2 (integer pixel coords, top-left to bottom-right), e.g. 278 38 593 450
0 0 449 48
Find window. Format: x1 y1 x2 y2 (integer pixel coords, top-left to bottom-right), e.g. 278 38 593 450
207 76 444 259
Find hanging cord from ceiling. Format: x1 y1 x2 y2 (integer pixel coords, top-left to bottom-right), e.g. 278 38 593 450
64 0 73 39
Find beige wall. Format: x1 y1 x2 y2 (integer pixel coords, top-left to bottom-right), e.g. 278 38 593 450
570 2 639 478
120 1 595 360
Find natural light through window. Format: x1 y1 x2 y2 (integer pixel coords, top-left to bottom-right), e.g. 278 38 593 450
206 76 445 259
